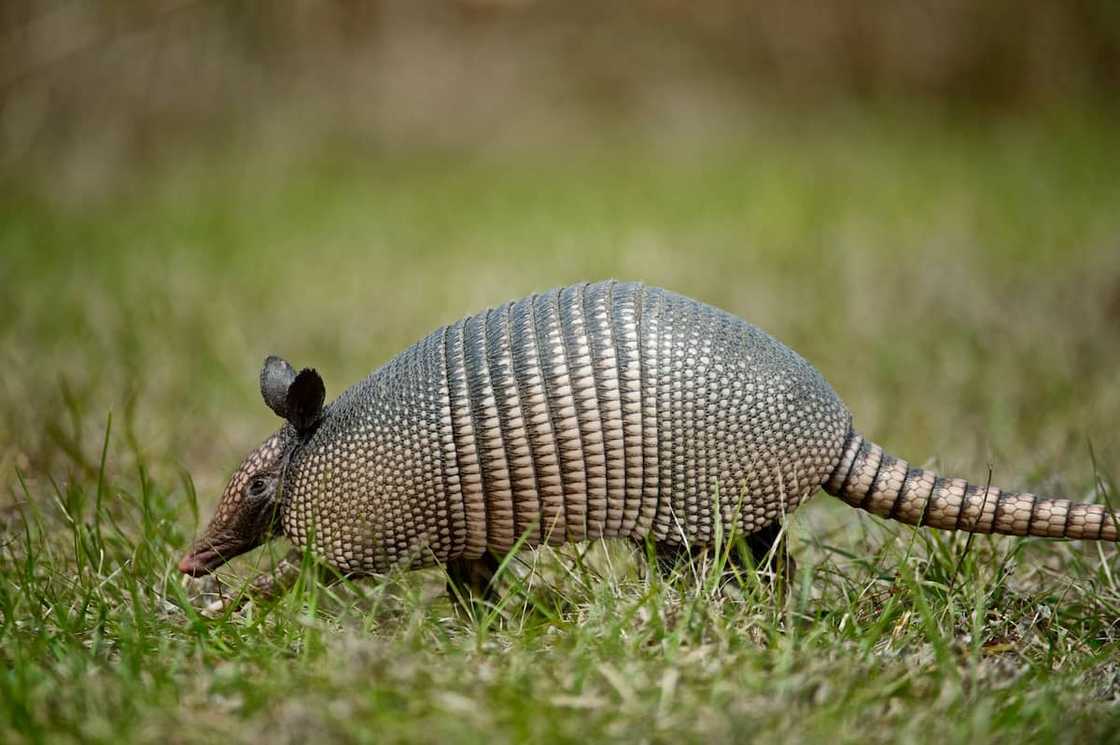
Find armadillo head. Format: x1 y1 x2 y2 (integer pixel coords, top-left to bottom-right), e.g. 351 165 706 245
178 355 326 577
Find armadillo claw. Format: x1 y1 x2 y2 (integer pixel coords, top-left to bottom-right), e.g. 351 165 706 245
179 572 243 617
201 595 251 618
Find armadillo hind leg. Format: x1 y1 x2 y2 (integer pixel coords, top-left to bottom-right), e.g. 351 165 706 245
637 522 794 586
743 522 796 585
445 553 503 617
639 539 694 579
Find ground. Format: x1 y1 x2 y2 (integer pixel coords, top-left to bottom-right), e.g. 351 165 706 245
2 109 1120 744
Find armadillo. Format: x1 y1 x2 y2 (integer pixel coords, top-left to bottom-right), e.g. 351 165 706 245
178 281 1118 594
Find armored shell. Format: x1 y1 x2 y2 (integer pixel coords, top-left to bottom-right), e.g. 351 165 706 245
281 281 850 574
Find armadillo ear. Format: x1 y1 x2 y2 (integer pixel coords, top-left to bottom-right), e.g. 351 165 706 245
285 368 325 432
260 355 297 419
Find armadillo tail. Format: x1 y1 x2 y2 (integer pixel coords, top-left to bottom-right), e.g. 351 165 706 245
823 430 1119 541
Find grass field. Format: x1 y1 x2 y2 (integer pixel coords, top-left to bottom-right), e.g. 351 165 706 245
3 110 1120 744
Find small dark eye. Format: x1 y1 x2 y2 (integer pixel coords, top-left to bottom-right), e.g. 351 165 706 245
248 478 269 498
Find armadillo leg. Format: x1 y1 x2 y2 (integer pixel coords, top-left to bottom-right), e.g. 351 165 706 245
445 552 502 617
641 540 693 579
196 548 307 617
742 521 796 585
636 523 795 587
636 540 744 580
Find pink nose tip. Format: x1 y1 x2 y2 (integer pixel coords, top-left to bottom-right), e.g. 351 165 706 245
178 553 208 577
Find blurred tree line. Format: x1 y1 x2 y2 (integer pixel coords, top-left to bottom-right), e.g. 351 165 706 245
2 0 1118 194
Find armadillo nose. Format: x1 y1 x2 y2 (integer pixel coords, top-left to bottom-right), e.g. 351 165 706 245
178 552 212 577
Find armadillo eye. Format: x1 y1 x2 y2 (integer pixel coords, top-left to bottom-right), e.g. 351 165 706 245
248 478 269 498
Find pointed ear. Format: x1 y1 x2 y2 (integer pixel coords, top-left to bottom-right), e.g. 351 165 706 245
260 355 297 418
285 368 325 432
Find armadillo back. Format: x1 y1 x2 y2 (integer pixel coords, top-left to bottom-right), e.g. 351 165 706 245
284 281 851 573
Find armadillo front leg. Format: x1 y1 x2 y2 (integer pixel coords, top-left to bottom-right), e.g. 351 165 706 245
445 553 502 617
196 549 310 617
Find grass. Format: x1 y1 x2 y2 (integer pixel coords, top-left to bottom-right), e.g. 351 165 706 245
3 108 1120 744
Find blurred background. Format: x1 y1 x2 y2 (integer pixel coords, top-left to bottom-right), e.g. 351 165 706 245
4 1 1120 178
3 0 1120 522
